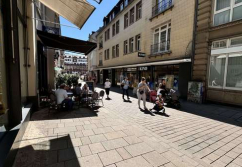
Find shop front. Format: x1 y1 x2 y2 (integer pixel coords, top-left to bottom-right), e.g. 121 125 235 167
98 59 191 97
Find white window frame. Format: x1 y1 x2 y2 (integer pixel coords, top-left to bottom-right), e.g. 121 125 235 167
124 40 128 54
153 23 171 53
213 0 242 26
130 7 135 25
209 37 242 91
230 36 242 47
136 34 141 51
129 37 134 53
112 46 116 58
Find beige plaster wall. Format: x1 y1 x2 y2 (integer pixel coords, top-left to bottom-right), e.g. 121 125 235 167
97 0 195 68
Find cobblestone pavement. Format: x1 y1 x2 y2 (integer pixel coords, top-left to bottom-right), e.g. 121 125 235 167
13 88 242 167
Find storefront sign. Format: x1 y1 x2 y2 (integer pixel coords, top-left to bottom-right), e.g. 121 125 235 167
139 67 150 71
127 68 136 72
138 52 146 57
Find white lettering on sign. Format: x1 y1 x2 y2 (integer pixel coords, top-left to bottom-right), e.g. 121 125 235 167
139 67 148 71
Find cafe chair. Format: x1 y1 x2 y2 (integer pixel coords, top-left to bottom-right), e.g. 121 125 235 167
99 90 105 106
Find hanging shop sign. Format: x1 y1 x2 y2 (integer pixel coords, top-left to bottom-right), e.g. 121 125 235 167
138 52 146 57
43 26 60 35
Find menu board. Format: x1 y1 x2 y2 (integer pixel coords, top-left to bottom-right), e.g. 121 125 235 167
86 81 94 92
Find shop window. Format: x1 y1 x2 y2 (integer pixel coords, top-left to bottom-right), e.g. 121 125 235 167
124 13 129 29
136 1 142 21
130 7 135 25
209 37 242 90
226 53 242 88
214 0 242 26
129 37 134 53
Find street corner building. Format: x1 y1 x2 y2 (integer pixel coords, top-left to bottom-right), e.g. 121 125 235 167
0 0 98 166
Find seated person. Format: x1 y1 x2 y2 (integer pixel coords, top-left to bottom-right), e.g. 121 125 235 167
55 84 73 110
150 93 165 113
81 84 89 98
75 83 82 96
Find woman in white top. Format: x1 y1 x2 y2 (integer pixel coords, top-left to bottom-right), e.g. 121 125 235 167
104 79 111 99
137 77 151 110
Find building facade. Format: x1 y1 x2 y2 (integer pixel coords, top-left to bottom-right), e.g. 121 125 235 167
193 0 242 106
63 54 88 75
87 30 100 81
96 0 195 97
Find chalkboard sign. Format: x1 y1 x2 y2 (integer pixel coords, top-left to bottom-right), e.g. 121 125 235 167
86 81 94 91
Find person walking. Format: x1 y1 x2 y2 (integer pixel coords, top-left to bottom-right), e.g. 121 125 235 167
104 79 111 99
137 77 150 110
122 77 130 100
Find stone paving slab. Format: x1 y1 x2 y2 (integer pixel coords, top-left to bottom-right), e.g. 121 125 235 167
12 87 242 167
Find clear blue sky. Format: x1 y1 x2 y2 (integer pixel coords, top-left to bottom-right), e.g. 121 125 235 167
60 0 119 41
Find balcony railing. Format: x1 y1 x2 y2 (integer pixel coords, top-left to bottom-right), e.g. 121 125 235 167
99 60 103 66
152 0 173 17
151 41 170 55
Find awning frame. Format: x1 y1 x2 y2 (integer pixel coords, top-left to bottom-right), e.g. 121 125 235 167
97 58 191 70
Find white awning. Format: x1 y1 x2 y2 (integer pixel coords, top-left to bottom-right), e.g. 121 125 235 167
98 59 191 70
39 0 95 29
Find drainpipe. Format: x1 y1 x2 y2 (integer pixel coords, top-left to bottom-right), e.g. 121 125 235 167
191 0 198 80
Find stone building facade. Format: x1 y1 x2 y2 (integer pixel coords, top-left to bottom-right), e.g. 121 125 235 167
96 0 196 97
193 0 242 105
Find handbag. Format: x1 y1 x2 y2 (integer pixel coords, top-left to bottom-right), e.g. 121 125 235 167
139 90 144 94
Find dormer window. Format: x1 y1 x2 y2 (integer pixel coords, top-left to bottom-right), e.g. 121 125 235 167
120 2 124 11
124 0 128 7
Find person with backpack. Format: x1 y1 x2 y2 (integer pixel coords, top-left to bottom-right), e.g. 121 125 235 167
122 77 130 100
137 77 151 110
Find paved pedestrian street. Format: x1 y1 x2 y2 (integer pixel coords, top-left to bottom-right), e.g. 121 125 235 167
13 88 242 167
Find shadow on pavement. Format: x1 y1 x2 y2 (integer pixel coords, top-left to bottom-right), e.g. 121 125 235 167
12 135 81 167
140 108 155 116
96 84 242 127
31 107 99 122
123 99 132 103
